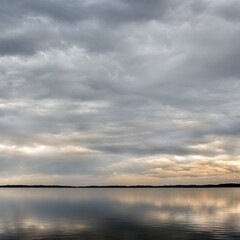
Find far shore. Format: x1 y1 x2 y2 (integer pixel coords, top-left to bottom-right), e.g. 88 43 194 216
0 183 239 188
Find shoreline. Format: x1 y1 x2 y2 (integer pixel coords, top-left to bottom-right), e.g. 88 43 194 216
0 183 239 188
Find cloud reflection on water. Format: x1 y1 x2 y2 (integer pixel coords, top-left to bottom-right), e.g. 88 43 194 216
0 188 239 239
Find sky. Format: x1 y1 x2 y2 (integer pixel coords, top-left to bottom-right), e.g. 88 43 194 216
0 0 240 185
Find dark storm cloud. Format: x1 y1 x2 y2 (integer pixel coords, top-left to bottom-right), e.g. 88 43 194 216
0 0 181 24
212 0 240 22
0 35 37 56
0 0 240 184
0 0 201 56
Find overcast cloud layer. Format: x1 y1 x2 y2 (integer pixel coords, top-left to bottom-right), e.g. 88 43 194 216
0 0 240 185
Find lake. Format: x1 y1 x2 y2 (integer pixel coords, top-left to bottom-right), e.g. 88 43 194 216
0 188 239 239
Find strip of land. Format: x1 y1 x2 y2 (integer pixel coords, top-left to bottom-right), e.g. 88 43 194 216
0 183 239 188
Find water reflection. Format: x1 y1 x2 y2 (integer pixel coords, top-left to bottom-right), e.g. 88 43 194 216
0 188 239 239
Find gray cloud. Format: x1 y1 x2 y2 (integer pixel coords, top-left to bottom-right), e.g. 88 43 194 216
212 0 240 22
0 0 240 185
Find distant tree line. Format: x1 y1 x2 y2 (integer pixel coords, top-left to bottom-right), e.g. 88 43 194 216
0 183 239 188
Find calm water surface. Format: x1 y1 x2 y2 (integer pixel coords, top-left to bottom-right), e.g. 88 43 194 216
0 188 239 239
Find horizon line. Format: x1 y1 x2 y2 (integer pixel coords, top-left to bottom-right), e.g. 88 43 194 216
0 183 239 188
